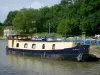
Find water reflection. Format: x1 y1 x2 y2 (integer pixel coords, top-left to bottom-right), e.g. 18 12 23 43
7 54 100 75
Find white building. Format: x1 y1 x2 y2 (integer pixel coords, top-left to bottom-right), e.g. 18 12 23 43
3 26 16 38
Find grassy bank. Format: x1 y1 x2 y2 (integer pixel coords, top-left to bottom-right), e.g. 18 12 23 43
90 45 100 54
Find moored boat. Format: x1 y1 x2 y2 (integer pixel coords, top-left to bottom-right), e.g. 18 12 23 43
6 35 91 61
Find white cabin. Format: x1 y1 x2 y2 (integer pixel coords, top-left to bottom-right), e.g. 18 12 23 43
8 35 77 50
8 39 76 50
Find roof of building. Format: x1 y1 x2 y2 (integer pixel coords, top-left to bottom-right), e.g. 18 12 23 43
4 26 13 30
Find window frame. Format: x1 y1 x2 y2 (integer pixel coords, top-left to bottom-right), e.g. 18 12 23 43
24 43 28 48
32 44 36 49
42 44 45 49
52 44 55 50
16 43 19 47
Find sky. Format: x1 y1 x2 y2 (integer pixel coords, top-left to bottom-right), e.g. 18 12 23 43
0 0 61 23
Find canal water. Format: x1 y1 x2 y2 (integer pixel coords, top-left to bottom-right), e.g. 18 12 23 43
0 40 100 75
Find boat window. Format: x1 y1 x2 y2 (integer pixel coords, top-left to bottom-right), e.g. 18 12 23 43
16 43 19 47
42 44 45 49
24 43 28 48
32 44 36 49
52 44 55 49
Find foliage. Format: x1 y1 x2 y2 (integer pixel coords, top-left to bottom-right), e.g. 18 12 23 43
57 19 72 36
0 22 4 36
4 10 18 26
80 0 100 35
4 0 100 36
12 8 37 34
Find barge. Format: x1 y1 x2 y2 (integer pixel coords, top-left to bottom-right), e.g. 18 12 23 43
6 35 91 61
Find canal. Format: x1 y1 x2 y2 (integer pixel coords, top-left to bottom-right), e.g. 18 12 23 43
0 40 100 75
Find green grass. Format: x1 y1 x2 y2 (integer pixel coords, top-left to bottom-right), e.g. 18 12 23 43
0 36 5 40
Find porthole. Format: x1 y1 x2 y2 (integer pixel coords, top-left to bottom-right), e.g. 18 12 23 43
16 43 19 47
42 44 45 49
52 44 55 49
32 44 36 49
24 43 28 48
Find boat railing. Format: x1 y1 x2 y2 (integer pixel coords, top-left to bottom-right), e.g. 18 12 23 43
8 35 32 41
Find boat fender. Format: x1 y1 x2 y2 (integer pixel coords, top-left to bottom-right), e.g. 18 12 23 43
76 53 83 62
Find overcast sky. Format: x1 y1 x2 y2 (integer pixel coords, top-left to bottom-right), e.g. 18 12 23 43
0 0 61 23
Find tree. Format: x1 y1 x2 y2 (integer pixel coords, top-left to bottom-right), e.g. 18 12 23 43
5 0 100 36
79 0 100 35
57 19 74 36
4 10 18 26
60 0 72 6
36 6 50 32
0 22 4 36
12 8 37 34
